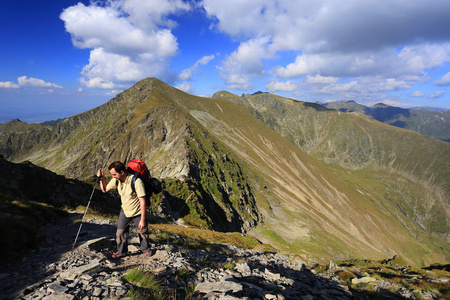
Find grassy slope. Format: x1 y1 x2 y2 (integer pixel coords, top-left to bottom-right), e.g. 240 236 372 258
211 91 449 266
176 92 447 266
324 101 450 143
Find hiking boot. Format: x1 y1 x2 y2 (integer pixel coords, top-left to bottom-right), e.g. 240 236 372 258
142 249 153 256
111 252 126 259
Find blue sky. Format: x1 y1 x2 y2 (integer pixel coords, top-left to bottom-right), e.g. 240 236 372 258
1 0 450 123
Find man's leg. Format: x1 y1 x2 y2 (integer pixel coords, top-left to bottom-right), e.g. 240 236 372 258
132 215 151 253
116 209 131 256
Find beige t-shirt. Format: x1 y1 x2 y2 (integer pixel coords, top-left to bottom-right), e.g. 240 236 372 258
106 174 146 218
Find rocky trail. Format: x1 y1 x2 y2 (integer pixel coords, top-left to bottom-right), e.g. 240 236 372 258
0 212 445 300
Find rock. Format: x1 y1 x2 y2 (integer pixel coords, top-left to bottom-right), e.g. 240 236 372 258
0 213 441 300
351 276 377 284
235 262 251 276
195 280 243 293
327 260 337 271
264 268 281 280
59 262 101 281
47 283 68 294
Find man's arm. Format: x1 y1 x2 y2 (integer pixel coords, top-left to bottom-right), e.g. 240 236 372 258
138 197 146 230
97 169 108 193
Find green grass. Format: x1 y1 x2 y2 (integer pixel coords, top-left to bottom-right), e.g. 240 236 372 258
175 267 193 279
123 269 167 300
73 205 118 222
223 262 236 270
148 223 261 250
320 259 450 299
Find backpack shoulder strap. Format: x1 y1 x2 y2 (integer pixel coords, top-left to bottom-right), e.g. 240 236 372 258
115 176 137 193
130 172 137 193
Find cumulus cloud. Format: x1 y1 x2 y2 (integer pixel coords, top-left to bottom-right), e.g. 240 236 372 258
203 0 450 102
17 76 63 89
58 0 450 103
204 0 450 53
305 75 338 84
274 44 450 79
266 80 299 92
178 69 193 81
410 91 425 97
379 100 412 107
178 54 215 81
176 54 216 93
429 90 446 98
0 81 20 89
60 0 190 89
176 81 193 93
219 36 272 90
311 77 416 103
434 72 450 86
0 77 62 89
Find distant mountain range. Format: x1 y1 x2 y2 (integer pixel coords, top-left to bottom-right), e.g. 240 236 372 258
1 78 448 267
323 100 450 143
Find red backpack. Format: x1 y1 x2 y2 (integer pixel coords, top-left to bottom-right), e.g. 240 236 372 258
117 158 162 206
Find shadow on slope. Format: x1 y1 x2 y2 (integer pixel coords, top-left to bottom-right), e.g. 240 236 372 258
0 158 119 266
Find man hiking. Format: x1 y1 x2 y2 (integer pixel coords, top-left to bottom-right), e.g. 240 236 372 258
97 161 152 258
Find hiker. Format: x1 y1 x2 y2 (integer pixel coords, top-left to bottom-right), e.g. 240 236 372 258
97 161 152 258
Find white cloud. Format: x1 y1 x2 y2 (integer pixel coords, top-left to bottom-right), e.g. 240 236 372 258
274 44 450 79
178 55 215 81
17 76 62 89
434 72 450 86
177 54 216 93
195 55 215 68
58 0 450 104
410 91 425 97
266 80 298 92
176 81 193 93
122 0 190 30
379 100 412 107
60 0 190 88
179 69 193 81
305 75 338 84
219 36 272 90
321 81 360 93
106 90 122 96
429 91 446 98
313 77 416 103
204 0 450 53
0 77 62 90
0 81 20 89
203 0 450 104
79 48 156 89
60 2 179 56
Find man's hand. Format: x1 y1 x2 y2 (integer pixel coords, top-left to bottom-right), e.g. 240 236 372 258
98 169 107 193
138 219 145 230
97 169 104 178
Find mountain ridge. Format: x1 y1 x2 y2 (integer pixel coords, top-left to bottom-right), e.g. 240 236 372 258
1 77 449 267
323 100 450 143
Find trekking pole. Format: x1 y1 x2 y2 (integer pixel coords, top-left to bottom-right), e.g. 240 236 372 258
72 171 101 249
